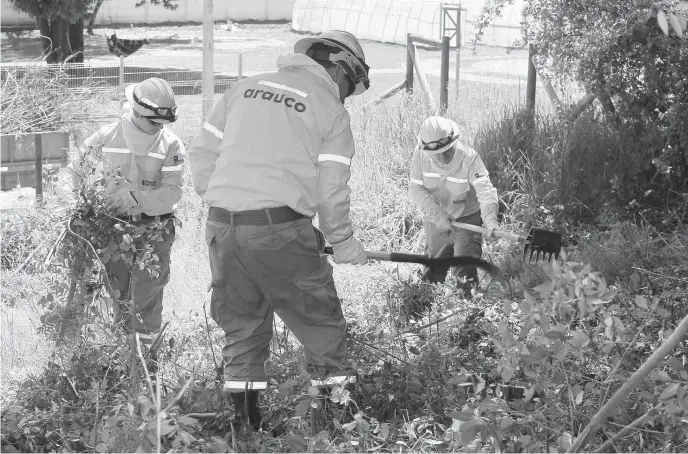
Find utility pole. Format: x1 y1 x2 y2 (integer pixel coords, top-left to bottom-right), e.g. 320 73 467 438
202 0 214 121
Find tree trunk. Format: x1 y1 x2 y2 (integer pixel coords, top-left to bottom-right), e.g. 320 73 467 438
36 17 57 63
41 17 85 64
87 0 106 35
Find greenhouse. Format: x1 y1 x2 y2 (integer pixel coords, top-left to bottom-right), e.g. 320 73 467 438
291 0 526 48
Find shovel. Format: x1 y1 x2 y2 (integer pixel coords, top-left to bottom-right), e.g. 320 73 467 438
322 246 502 280
452 221 562 263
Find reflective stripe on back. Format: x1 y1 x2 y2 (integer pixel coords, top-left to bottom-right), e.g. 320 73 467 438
161 165 183 172
148 152 166 160
257 80 309 98
422 172 440 178
446 177 468 184
203 122 224 140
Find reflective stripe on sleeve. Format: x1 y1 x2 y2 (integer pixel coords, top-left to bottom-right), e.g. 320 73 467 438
318 154 351 166
161 165 183 172
410 178 424 185
223 380 268 391
422 172 440 178
257 80 309 98
473 176 491 185
203 122 224 140
446 177 468 184
103 147 130 154
148 152 166 160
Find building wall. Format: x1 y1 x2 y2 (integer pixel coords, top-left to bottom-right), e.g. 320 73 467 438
1 0 296 27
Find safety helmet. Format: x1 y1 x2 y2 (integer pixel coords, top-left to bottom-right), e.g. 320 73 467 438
294 30 370 96
124 77 178 124
418 116 461 155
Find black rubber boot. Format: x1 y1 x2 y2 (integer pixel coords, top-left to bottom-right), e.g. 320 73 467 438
230 391 261 431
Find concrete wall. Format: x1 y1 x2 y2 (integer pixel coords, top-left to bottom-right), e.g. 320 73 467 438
1 0 296 27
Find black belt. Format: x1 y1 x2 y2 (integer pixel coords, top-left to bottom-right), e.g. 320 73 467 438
127 213 173 223
208 206 306 226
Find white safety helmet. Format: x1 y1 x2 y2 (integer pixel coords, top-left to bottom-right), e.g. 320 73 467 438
294 30 370 96
124 77 178 124
418 116 461 154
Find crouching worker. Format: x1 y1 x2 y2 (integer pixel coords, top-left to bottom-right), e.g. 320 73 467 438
67 77 184 356
408 116 500 291
188 30 370 433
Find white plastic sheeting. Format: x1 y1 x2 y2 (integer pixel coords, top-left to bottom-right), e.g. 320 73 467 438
291 0 525 48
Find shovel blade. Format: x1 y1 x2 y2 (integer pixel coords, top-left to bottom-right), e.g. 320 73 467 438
523 228 562 263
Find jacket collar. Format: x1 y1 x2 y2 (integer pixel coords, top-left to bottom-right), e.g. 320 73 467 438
276 53 341 100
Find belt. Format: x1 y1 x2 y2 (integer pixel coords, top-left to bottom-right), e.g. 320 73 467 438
208 206 306 226
127 213 173 223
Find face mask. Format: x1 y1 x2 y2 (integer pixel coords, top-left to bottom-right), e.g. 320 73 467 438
121 110 164 156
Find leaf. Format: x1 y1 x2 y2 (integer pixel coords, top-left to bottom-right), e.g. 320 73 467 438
459 419 486 441
658 9 670 36
500 417 515 429
676 2 688 11
500 365 515 383
308 386 320 396
676 13 687 32
534 281 555 296
575 389 584 405
294 399 311 417
557 432 574 450
177 416 201 428
570 330 590 347
635 295 649 309
659 383 680 400
545 330 567 342
450 411 475 422
104 415 118 428
601 289 618 301
95 443 109 453
653 370 672 382
525 386 536 402
668 12 685 37
379 423 389 440
502 299 512 315
342 421 358 432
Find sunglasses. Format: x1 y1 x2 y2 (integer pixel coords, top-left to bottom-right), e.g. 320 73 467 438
133 90 178 122
421 131 456 152
307 43 370 91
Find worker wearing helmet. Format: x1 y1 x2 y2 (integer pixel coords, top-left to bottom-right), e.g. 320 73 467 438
67 77 184 359
409 116 500 290
188 30 370 432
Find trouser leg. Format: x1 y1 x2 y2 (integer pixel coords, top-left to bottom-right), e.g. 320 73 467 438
234 218 348 379
131 222 176 346
421 220 456 284
450 210 484 288
205 220 273 388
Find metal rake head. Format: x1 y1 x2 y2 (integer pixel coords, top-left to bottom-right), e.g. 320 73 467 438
523 228 562 263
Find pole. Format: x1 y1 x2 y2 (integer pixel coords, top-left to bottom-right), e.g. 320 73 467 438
440 36 450 114
238 53 243 79
34 133 43 203
405 33 414 93
454 8 462 100
118 55 124 87
202 0 214 121
526 43 537 112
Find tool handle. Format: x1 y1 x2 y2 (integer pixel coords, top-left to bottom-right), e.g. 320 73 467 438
322 247 394 262
452 221 524 242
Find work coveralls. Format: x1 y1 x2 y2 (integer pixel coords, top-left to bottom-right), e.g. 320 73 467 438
188 53 356 391
68 120 185 344
408 145 500 285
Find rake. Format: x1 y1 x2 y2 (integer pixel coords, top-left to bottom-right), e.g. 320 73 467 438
452 221 562 263
322 246 503 280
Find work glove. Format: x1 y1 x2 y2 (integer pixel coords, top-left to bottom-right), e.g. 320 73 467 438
332 235 368 265
104 191 138 214
484 217 500 242
432 210 454 231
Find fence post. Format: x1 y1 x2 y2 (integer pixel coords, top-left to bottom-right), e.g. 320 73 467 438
440 36 450 114
526 43 537 112
118 56 124 87
34 133 43 203
405 33 414 93
455 7 462 99
202 0 215 121
238 53 243 79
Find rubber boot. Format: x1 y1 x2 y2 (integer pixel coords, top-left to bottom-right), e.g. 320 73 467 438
230 391 261 432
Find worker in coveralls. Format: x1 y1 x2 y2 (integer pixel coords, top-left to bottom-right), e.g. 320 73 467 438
188 30 370 431
68 77 184 355
409 116 501 291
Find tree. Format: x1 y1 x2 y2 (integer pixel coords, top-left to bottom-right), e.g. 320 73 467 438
9 0 180 63
472 0 688 196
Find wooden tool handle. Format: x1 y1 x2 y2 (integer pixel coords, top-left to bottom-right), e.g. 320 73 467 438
452 221 525 242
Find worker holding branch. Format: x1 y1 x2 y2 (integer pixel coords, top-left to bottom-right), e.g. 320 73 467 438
188 30 370 432
409 116 501 291
67 77 184 357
